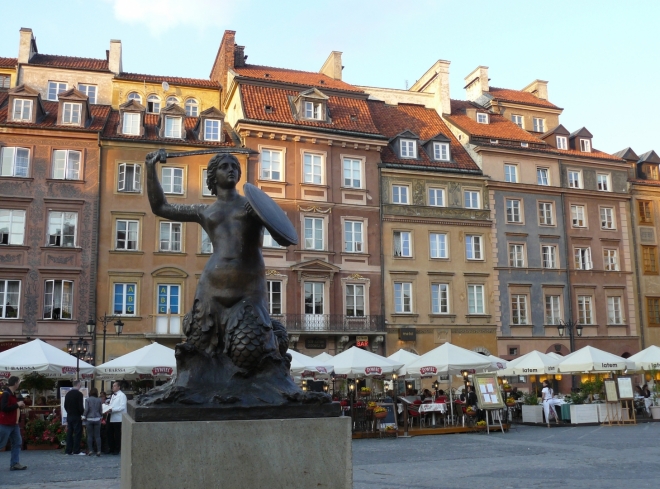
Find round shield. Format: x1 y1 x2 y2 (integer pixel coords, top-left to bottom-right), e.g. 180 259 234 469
243 183 298 246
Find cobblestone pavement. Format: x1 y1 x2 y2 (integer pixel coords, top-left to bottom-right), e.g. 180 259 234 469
1 424 659 488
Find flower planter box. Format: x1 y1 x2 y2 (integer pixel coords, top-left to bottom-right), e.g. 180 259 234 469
522 405 544 424
569 404 599 424
651 406 660 420
26 444 59 450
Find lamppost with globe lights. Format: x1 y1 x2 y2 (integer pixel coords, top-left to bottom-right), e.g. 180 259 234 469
558 318 583 389
87 314 124 390
67 337 92 381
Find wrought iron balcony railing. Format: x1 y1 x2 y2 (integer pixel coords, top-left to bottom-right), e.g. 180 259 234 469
272 314 385 333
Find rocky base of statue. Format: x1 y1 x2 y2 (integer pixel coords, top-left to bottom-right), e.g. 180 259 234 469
132 341 336 422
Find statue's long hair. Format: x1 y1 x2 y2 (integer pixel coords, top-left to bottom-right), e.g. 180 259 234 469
206 153 241 196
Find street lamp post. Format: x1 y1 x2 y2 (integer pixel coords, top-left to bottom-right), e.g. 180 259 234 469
67 337 89 381
87 313 124 391
558 319 584 389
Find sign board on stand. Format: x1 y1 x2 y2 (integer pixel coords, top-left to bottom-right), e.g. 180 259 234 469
616 377 634 400
471 374 506 434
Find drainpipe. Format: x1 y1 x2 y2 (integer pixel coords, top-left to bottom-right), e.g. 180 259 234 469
378 165 386 354
629 191 646 349
559 160 576 390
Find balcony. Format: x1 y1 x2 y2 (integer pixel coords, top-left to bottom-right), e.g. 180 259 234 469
273 314 385 333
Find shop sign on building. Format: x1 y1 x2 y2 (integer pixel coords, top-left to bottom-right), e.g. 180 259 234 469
399 328 416 341
356 336 369 347
305 338 327 349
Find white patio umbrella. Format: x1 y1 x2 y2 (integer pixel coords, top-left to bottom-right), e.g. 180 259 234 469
0 339 94 379
499 350 559 376
546 352 564 361
626 345 660 371
95 343 175 380
287 350 333 377
485 354 508 372
557 346 635 373
313 352 335 366
387 349 420 377
331 347 403 378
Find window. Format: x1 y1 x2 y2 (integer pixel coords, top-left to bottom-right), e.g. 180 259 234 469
47 81 67 101
43 280 73 320
542 245 558 269
467 284 485 314
166 96 179 106
545 295 561 325
346 284 365 317
580 139 591 152
650 165 659 180
263 228 282 248
303 153 323 184
201 229 213 254
464 190 480 209
392 185 409 204
118 163 141 192
603 249 619 271
538 202 554 225
304 217 324 250
0 74 10 89
343 158 362 188
509 347 518 356
639 201 653 223
127 92 142 104
47 212 77 247
509 244 525 267
607 297 622 324
504 164 518 183
577 295 593 325
430 233 447 259
521 143 529 148
266 280 282 315
261 149 283 181
394 282 412 313
393 231 411 257
511 295 528 325
185 99 198 117
431 284 449 314
0 147 29 177
62 103 81 124
164 116 182 138
643 246 658 274
533 117 544 132
511 115 523 127
122 112 141 135
304 282 324 314
568 170 582 189
506 199 522 223
465 235 483 260
600 207 615 229
400 139 416 158
78 84 97 104
0 209 25 245
597 174 611 191
344 221 363 253
574 247 592 270
159 222 182 252
115 220 138 250
0 280 20 319
556 136 568 150
114 283 136 316
648 298 660 325
161 167 183 194
52 150 81 180
433 142 450 161
428 188 445 207
571 205 586 227
201 170 212 197
12 99 32 121
303 101 322 120
537 168 549 186
476 113 489 124
147 95 160 114
204 119 220 141
157 284 179 315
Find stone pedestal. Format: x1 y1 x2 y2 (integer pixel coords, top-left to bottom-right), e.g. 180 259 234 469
120 412 352 489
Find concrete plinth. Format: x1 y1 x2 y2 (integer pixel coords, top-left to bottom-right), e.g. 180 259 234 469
120 412 352 489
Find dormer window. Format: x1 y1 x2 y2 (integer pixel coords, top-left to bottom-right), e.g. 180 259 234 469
12 99 32 121
556 136 568 150
400 139 416 158
195 106 225 143
650 165 659 180
304 101 322 120
164 116 182 138
204 119 221 141
477 113 489 124
147 94 161 114
62 102 82 125
122 112 141 135
433 142 450 161
47 81 67 101
580 139 591 152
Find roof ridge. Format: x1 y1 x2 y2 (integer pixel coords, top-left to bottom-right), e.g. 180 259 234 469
32 53 106 62
119 71 213 82
241 64 329 76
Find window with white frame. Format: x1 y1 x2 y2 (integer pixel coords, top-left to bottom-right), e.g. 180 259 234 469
263 228 283 248
147 94 160 113
204 119 220 141
78 84 97 104
52 150 81 180
344 220 363 253
568 170 582 189
47 211 77 247
166 96 179 106
464 190 480 209
303 153 323 184
431 283 449 314
12 99 32 121
159 222 182 252
62 103 82 124
161 167 183 194
127 92 142 104
201 229 213 254
467 284 485 314
43 279 73 320
511 295 528 325
538 202 554 225
393 231 411 257
394 282 412 313
556 136 568 150
506 199 522 223
509 244 525 267
113 283 136 316
304 282 324 314
533 117 545 132
342 158 362 188
164 116 182 138
580 139 591 152
260 149 283 181
504 164 518 183
0 147 29 178
512 115 523 127
304 217 324 250
400 139 416 158
0 280 20 319
545 295 561 324
600 207 615 229
0 209 25 245
201 169 212 197
0 75 9 89
346 284 365 317
47 81 67 101
578 295 593 324
185 98 198 117
122 112 141 135
118 163 141 192
428 188 445 207
392 185 409 204
607 296 623 324
303 101 322 120
430 233 447 259
574 247 593 270
433 142 450 161
157 284 180 315
115 219 138 250
571 205 586 227
466 235 483 260
603 249 619 271
476 113 489 124
537 167 549 186
542 245 558 269
597 173 611 191
266 280 282 315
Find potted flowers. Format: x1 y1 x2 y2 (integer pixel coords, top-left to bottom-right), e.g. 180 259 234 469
373 407 387 419
475 420 487 430
359 387 371 397
521 391 544 424
465 406 477 417
24 413 65 450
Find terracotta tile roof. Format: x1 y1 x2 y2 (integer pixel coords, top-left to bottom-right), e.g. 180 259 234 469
0 57 17 68
489 87 560 109
477 139 625 162
239 84 380 135
116 73 219 89
234 64 362 92
630 178 660 187
28 54 110 72
0 100 111 131
0 92 8 106
367 101 481 172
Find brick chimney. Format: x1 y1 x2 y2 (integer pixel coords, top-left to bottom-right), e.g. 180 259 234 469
319 51 343 81
522 79 549 100
18 28 37 64
210 30 236 84
234 45 246 68
464 66 489 101
108 39 122 74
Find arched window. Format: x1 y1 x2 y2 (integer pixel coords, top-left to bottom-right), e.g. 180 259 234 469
147 94 161 114
166 96 179 107
185 98 198 117
127 92 142 104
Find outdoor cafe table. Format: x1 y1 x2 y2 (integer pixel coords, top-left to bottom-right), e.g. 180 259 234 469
418 402 447 426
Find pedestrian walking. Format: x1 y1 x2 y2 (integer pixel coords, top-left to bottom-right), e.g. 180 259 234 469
64 381 85 455
0 376 27 471
107 382 127 455
82 388 103 456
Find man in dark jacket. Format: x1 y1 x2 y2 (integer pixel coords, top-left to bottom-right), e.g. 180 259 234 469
64 381 85 455
0 376 27 470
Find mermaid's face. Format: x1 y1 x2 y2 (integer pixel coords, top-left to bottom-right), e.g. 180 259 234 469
214 156 241 190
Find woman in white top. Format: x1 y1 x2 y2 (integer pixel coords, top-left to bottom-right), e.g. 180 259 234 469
541 380 558 427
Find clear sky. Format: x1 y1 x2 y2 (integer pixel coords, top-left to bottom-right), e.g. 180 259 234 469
1 0 658 154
